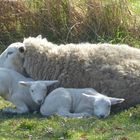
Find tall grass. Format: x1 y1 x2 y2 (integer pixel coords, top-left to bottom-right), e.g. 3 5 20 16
0 0 140 47
0 0 27 45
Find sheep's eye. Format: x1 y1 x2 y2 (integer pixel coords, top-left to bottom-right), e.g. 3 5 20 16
31 90 34 92
7 51 14 55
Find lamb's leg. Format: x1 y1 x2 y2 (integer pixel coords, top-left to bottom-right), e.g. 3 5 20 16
1 101 29 114
1 106 29 114
57 108 92 118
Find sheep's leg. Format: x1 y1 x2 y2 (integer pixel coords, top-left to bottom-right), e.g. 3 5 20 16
57 108 92 118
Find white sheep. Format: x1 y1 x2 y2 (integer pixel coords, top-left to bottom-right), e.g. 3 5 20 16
40 87 124 118
23 36 140 110
0 68 58 114
2 35 140 109
0 42 27 76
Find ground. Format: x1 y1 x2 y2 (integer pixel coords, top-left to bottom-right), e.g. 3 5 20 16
0 98 140 140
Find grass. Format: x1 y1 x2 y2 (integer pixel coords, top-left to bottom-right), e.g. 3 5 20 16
0 98 140 140
1 0 140 46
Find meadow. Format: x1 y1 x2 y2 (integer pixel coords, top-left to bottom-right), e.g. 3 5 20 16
0 98 140 140
1 0 140 139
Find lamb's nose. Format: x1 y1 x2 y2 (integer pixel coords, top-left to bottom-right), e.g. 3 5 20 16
37 100 42 104
99 115 105 119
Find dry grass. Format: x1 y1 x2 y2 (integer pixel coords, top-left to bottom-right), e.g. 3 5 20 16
0 0 140 46
0 0 27 45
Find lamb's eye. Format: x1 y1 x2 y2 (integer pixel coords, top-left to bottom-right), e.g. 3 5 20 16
31 90 34 93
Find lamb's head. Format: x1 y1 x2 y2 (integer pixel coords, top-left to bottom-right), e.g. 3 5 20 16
19 80 58 105
0 42 26 73
83 94 124 118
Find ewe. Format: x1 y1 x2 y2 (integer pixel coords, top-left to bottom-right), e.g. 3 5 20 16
0 68 58 114
0 42 27 76
40 88 124 118
23 36 140 110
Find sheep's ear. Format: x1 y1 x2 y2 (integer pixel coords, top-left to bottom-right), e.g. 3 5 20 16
19 81 32 87
23 38 26 42
42 80 59 87
109 97 125 105
19 46 26 53
36 35 42 39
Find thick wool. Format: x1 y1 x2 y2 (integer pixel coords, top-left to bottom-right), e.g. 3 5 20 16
23 37 140 110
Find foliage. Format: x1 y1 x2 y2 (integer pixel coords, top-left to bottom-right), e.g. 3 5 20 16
1 0 140 47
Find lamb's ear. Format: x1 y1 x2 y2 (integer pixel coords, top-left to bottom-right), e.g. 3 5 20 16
19 81 32 87
42 80 59 87
82 93 95 98
109 97 125 105
82 93 96 102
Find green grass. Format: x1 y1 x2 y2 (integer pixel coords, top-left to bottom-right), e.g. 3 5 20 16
0 98 140 140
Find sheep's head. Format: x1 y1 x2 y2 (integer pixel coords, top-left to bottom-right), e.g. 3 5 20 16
19 80 59 105
83 94 124 118
0 42 26 74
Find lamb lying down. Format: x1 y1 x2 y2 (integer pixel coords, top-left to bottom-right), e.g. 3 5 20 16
0 68 58 114
40 88 124 118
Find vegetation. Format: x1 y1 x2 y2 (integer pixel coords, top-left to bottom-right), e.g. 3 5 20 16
1 0 140 139
0 98 140 140
1 0 140 46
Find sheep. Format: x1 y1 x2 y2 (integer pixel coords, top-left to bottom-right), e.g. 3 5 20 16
40 87 124 118
0 42 27 76
0 68 58 114
22 36 140 110
2 35 140 110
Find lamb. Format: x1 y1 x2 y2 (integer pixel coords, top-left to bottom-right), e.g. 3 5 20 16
40 87 124 118
0 68 58 114
0 42 27 76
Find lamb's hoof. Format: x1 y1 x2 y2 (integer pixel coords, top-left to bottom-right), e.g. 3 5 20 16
33 111 38 114
0 107 17 114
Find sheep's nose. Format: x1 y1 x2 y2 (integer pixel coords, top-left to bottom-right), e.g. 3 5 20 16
99 115 105 119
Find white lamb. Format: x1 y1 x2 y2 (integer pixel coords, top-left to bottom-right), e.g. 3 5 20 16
0 68 58 114
40 88 124 118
